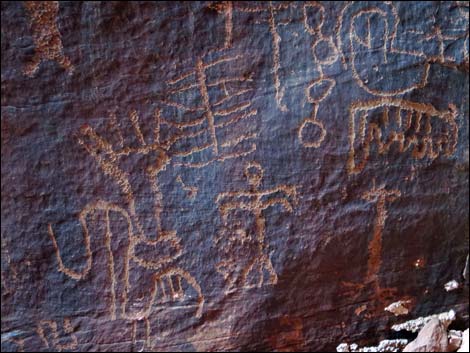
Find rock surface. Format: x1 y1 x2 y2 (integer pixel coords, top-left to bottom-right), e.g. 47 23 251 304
385 300 412 316
444 280 460 292
448 330 463 352
337 339 408 352
392 310 457 333
457 329 469 352
1 1 469 352
403 318 449 352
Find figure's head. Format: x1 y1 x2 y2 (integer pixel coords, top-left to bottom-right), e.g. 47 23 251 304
244 162 263 188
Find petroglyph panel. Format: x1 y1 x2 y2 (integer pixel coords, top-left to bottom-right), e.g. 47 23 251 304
1 2 468 352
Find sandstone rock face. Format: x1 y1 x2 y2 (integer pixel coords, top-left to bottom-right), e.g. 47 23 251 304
1 1 469 352
391 310 457 334
457 329 469 352
403 318 449 352
448 330 463 352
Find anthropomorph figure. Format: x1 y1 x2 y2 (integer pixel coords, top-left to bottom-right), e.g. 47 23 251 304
215 162 297 292
342 184 409 318
23 1 74 77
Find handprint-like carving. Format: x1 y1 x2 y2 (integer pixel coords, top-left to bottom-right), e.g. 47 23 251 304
48 109 204 328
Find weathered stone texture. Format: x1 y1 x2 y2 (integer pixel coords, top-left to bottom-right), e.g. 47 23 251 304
1 1 469 351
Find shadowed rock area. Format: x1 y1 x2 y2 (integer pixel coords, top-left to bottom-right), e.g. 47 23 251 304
1 1 469 352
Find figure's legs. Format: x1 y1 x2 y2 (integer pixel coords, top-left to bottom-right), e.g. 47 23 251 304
260 254 278 286
243 211 278 288
216 259 239 294
242 254 278 289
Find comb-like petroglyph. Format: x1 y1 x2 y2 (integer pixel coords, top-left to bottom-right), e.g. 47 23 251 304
347 98 459 174
1 1 468 352
161 50 259 168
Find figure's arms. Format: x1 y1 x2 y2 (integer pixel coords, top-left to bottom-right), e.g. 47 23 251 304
259 186 298 212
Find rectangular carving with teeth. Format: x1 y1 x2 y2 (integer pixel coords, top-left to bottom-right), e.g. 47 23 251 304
347 98 458 175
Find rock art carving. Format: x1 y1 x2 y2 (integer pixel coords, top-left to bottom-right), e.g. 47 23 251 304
299 2 339 148
208 1 234 49
161 50 258 168
339 1 469 95
131 318 152 352
47 48 261 333
37 318 78 351
235 2 296 112
347 98 459 174
339 2 431 96
0 2 466 351
23 1 74 77
400 2 469 68
177 175 198 200
215 162 297 292
48 201 203 319
48 110 205 347
343 184 406 317
362 186 401 287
